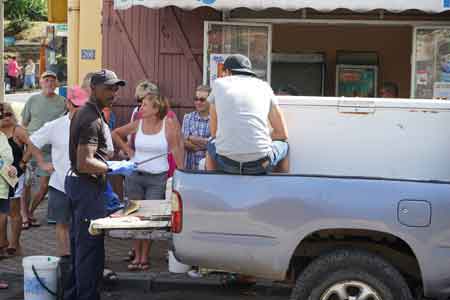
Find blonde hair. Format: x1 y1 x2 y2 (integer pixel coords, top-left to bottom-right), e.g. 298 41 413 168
2 102 18 124
135 80 159 101
143 94 169 120
196 84 211 93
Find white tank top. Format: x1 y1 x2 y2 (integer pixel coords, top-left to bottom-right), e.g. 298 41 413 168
132 119 169 174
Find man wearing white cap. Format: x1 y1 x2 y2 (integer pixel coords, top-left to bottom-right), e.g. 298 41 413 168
21 71 66 227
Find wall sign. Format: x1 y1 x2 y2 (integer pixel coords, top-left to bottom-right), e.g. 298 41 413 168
81 49 96 60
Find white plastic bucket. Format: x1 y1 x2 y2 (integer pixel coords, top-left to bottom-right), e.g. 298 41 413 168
23 256 60 300
168 251 190 273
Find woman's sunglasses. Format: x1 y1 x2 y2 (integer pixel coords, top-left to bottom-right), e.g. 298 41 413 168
0 112 13 119
194 97 207 102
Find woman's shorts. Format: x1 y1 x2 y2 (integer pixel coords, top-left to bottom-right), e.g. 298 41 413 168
0 198 10 214
125 171 167 200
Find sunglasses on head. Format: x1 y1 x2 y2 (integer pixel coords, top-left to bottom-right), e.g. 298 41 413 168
194 97 207 102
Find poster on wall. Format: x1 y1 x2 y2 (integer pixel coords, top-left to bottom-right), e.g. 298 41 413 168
204 22 271 85
414 28 450 99
434 35 450 83
209 53 230 86
336 65 378 97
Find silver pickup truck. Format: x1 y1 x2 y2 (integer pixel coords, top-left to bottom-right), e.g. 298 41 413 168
170 97 450 300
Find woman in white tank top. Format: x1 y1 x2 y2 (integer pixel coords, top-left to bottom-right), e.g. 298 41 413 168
112 93 184 271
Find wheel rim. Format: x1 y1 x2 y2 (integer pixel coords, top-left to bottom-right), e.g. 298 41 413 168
320 280 382 300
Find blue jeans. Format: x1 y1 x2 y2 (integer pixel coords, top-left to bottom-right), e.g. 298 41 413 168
24 74 35 89
207 139 289 175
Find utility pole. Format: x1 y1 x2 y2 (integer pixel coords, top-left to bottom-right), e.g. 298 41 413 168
0 0 4 102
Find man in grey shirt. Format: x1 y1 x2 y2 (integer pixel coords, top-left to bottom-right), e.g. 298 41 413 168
21 71 66 227
206 54 289 174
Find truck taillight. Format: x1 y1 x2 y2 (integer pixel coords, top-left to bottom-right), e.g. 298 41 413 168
171 191 182 233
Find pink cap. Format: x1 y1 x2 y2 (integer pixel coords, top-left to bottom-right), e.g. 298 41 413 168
67 86 89 107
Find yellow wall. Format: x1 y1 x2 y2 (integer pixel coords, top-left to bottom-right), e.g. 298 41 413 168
78 0 102 84
68 0 102 85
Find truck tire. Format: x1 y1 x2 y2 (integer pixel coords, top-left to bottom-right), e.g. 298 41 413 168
290 249 413 300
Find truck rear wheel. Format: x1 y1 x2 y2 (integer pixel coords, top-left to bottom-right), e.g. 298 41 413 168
290 249 413 300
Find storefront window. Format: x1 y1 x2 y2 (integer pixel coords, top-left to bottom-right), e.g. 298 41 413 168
413 27 450 99
204 22 271 86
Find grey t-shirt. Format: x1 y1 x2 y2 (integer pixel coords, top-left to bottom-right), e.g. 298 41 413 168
21 93 66 134
208 75 278 162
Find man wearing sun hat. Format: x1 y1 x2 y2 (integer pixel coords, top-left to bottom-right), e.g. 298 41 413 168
21 70 66 228
28 86 90 259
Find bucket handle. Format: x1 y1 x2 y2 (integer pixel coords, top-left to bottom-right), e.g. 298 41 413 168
31 265 57 296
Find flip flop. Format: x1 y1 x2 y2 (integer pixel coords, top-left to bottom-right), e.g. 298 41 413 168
6 248 16 256
0 280 8 289
139 263 150 271
22 221 30 230
127 262 140 271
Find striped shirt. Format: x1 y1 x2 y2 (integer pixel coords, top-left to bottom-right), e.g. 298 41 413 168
181 111 210 170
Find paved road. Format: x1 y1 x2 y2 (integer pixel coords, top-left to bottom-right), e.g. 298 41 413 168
5 91 37 104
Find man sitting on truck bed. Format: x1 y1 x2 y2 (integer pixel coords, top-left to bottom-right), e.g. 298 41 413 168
206 54 289 174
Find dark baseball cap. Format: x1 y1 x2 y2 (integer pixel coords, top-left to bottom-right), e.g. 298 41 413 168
223 54 256 76
91 69 126 86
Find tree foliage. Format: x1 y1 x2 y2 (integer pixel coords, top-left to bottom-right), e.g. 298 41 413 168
5 0 47 22
5 0 47 35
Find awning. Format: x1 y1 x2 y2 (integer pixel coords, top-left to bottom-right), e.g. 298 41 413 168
114 0 450 13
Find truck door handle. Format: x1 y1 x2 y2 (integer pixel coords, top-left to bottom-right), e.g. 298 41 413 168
338 100 376 114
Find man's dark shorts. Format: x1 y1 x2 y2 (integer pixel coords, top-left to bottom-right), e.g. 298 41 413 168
48 187 72 225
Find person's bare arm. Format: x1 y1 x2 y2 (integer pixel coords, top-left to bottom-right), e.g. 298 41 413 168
27 142 54 173
268 103 289 141
188 136 208 150
111 121 139 158
76 144 109 174
209 104 217 138
14 127 33 166
166 118 185 169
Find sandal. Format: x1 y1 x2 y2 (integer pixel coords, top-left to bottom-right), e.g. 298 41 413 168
22 221 30 230
0 280 8 289
6 248 16 256
127 262 140 271
139 263 150 271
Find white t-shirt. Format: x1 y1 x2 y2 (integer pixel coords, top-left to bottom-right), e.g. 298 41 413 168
208 75 277 162
31 114 114 192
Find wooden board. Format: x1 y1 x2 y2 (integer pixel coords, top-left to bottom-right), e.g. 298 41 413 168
90 200 171 231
